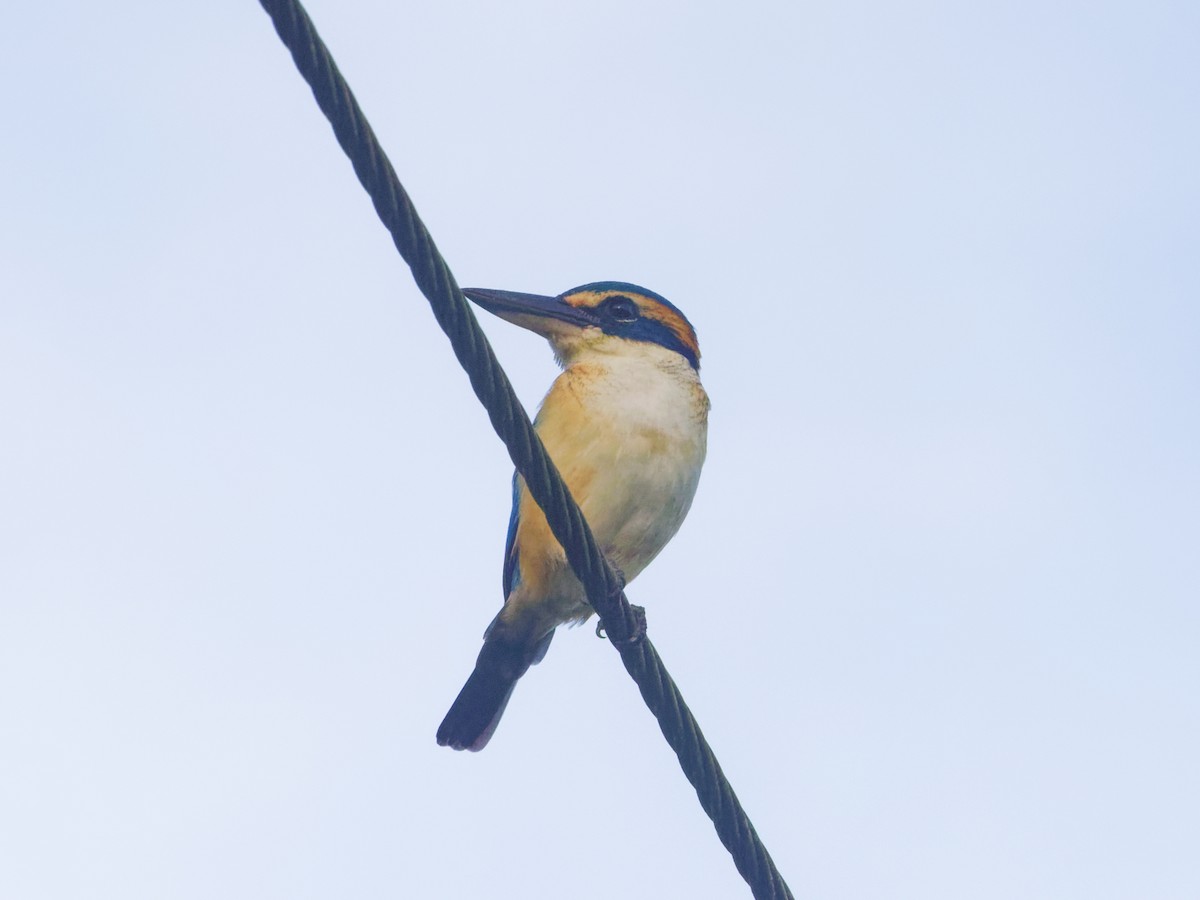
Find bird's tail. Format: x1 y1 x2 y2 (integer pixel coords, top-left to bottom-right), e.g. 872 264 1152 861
436 629 554 751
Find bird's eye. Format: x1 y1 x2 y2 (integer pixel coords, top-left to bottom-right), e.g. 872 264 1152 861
605 296 640 323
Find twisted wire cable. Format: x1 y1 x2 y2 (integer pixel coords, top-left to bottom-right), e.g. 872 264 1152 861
257 2 794 896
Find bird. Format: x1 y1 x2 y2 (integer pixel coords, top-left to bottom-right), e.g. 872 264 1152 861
436 281 709 751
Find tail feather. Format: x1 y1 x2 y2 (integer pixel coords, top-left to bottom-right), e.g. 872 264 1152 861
436 630 553 751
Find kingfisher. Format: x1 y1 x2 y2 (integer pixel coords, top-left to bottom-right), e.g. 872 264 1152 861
436 281 709 751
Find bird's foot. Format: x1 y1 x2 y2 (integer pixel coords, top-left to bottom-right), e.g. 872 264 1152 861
609 566 627 595
595 604 647 648
615 604 647 647
592 567 645 646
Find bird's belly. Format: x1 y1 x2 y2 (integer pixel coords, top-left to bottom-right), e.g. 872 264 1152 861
501 362 708 637
519 458 701 630
580 448 703 580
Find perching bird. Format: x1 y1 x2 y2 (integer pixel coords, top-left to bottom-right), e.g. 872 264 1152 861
436 281 709 751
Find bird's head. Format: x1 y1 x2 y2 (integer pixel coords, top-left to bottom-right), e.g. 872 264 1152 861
462 281 700 370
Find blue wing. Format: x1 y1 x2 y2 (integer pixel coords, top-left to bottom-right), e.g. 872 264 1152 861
502 472 522 597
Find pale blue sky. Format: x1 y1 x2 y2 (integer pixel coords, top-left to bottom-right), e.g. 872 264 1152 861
2 2 1197 898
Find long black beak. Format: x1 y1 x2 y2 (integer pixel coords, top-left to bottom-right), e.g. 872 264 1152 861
462 288 600 332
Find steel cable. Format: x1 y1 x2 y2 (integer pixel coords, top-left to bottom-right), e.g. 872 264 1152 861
257 2 795 896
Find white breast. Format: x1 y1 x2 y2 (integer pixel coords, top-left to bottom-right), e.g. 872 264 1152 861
538 342 709 583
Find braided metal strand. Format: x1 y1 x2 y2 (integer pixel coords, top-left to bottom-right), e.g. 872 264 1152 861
620 641 793 898
257 2 794 897
257 0 634 642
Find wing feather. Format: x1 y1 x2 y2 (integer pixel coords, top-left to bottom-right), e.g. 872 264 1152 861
501 472 522 596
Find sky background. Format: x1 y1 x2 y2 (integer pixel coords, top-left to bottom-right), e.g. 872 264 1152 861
2 1 1198 898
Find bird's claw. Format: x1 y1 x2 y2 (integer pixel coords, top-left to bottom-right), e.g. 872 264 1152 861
595 567 629 640
596 604 647 648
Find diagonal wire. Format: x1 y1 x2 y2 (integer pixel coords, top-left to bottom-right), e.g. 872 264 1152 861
256 2 795 897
